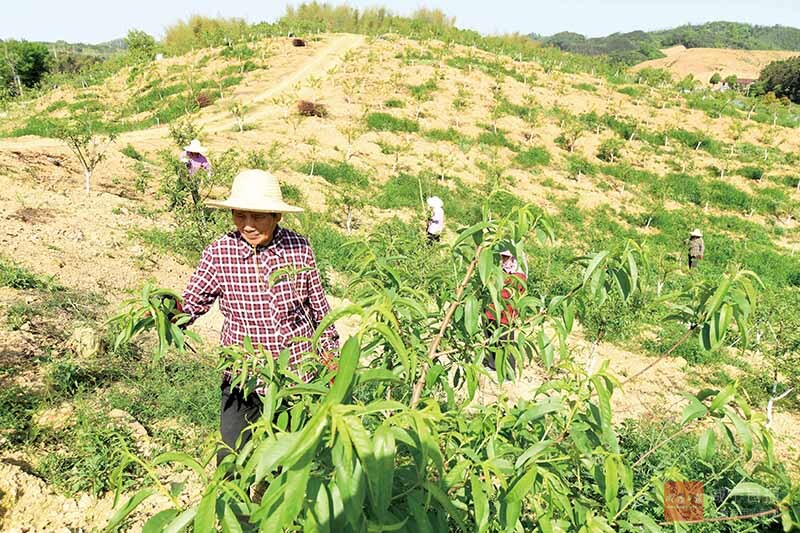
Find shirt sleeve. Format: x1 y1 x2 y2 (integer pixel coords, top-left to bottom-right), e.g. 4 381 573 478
182 246 221 322
304 247 340 355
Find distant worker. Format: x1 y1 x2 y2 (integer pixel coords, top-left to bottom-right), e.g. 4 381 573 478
426 196 444 243
484 245 528 373
687 228 705 269
180 139 211 176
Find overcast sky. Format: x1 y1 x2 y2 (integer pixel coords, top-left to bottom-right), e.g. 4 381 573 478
2 0 800 44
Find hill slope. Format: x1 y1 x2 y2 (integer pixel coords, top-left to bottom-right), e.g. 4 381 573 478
1 31 799 529
538 21 800 64
631 44 799 81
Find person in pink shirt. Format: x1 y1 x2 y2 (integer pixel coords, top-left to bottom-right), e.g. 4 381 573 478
180 139 211 175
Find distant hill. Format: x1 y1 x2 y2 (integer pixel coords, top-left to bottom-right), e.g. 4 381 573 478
535 22 800 65
45 38 126 58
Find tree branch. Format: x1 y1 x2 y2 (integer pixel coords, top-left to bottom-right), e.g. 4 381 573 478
410 244 484 408
622 325 695 386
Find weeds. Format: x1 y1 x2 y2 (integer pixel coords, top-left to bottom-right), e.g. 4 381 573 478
365 112 419 132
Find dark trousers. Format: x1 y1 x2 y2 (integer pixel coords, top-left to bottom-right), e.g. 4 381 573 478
483 328 517 372
689 255 700 269
218 382 264 466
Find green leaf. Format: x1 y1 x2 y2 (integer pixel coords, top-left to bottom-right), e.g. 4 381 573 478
194 490 217 533
680 396 709 425
698 427 716 461
104 488 157 532
464 295 479 337
728 481 777 502
514 440 553 469
507 465 538 501
153 452 207 479
709 382 737 412
725 407 753 459
603 456 619 517
220 503 243 533
325 336 360 406
582 251 609 285
142 509 180 533
478 247 494 285
471 474 490 533
423 482 467 530
164 507 198 533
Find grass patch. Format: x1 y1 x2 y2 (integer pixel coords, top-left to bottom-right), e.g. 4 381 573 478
477 128 517 151
423 127 472 145
514 146 551 168
573 82 597 92
35 408 141 496
0 386 43 446
384 98 405 108
300 161 369 188
120 143 144 161
0 257 57 290
365 112 419 133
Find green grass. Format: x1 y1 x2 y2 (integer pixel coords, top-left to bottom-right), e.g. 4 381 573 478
514 146 551 168
384 98 405 108
300 161 369 188
120 143 144 161
477 128 517 151
35 408 142 496
365 112 419 133
422 127 472 145
737 166 765 181
0 257 56 290
0 386 43 446
408 78 437 100
573 82 597 92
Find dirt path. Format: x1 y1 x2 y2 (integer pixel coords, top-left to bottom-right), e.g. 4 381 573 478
0 33 366 154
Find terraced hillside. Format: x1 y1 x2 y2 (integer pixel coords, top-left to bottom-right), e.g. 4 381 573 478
1 29 799 530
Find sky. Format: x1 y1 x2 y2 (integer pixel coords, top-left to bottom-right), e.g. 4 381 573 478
2 0 800 44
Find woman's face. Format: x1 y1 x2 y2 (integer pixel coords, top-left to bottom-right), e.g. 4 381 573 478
232 210 282 247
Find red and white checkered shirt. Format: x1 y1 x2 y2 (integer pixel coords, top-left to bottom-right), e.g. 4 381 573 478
182 226 339 385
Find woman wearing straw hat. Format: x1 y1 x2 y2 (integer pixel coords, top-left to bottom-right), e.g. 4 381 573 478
180 138 211 176
687 228 704 269
179 169 339 466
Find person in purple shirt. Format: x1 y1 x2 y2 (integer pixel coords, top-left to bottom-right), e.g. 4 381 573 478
180 139 211 175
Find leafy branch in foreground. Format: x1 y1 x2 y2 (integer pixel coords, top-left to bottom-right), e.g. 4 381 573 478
105 204 798 532
107 282 200 360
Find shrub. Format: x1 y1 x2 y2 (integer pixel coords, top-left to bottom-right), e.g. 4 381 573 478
120 144 144 161
738 166 765 180
297 100 328 117
365 112 419 132
597 138 625 162
514 146 551 168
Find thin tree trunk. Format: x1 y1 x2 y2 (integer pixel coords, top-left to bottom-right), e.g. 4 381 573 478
84 169 91 193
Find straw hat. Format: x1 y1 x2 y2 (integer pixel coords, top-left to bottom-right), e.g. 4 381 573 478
183 139 208 154
690 228 703 237
205 169 304 213
426 196 443 209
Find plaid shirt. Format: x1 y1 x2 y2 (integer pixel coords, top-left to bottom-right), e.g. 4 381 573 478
182 226 339 385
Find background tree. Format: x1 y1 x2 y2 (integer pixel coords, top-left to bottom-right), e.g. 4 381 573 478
229 101 249 133
709 72 722 85
758 56 800 104
125 29 157 63
0 40 52 96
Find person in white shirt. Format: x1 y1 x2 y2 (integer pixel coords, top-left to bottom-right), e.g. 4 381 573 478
426 196 444 243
